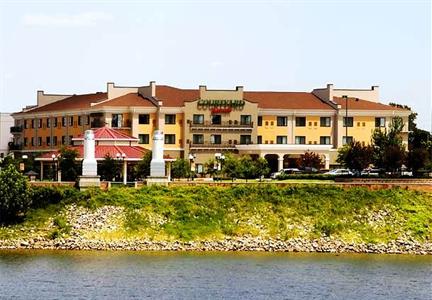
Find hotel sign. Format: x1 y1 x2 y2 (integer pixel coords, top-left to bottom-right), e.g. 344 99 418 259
197 99 245 108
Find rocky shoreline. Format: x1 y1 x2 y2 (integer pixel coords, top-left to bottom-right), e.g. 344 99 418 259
1 236 431 255
1 204 431 255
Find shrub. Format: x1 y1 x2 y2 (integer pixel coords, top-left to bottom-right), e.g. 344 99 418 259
30 186 81 208
0 164 32 223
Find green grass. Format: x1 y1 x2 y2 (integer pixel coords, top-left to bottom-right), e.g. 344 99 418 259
1 185 431 243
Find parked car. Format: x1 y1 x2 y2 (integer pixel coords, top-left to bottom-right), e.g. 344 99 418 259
324 169 353 176
270 168 302 179
361 168 381 177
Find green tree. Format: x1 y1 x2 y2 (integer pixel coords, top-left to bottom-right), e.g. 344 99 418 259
99 153 120 181
134 151 152 180
59 147 80 181
253 157 270 180
222 153 240 181
171 158 190 179
0 164 32 223
406 111 432 175
337 141 373 174
204 158 218 178
297 151 324 170
238 155 256 182
371 117 406 173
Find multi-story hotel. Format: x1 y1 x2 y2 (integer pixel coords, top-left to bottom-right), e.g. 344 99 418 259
10 82 410 172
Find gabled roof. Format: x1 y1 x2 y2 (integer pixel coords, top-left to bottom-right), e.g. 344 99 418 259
333 97 408 111
155 85 200 107
74 126 138 141
91 93 156 108
244 91 333 110
37 145 147 160
21 92 107 114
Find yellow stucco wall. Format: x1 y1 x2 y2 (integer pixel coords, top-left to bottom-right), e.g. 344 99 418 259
163 113 184 149
294 116 333 145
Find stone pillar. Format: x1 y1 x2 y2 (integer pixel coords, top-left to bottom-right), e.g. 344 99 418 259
278 156 284 171
150 130 165 177
123 160 127 185
78 130 100 190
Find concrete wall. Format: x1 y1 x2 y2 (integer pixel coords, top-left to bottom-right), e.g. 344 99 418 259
37 91 72 107
107 82 138 100
313 84 380 103
0 113 14 156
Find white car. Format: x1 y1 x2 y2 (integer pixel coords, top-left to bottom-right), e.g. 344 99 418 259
270 168 302 179
325 169 353 176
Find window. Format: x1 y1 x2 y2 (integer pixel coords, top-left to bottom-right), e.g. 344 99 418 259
78 116 89 126
257 116 262 126
164 134 176 144
257 135 262 144
193 114 204 124
139 114 150 124
24 138 28 147
69 116 73 127
211 115 221 125
69 135 73 145
210 134 221 144
52 136 57 146
165 114 176 124
277 116 288 126
31 119 35 129
78 116 82 126
111 114 122 128
295 136 306 144
240 135 252 145
47 118 51 128
46 136 51 146
31 137 35 146
343 117 353 127
37 119 42 128
320 136 331 145
375 117 385 127
62 136 66 145
37 137 42 146
138 134 149 144
276 136 288 144
193 134 204 144
62 117 67 127
240 115 252 125
24 120 28 129
343 136 353 145
295 117 306 127
320 117 331 127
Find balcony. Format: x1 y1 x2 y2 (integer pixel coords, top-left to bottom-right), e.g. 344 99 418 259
10 126 23 134
188 120 253 132
8 142 23 151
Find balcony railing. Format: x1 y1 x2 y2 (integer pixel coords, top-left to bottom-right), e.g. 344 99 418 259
10 126 23 134
188 120 253 131
189 142 237 149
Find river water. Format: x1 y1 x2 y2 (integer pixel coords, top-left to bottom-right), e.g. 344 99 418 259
0 250 430 299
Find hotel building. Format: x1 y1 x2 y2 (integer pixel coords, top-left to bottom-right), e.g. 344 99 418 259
10 82 410 172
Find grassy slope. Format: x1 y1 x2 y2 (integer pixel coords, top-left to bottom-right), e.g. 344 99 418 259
1 185 431 244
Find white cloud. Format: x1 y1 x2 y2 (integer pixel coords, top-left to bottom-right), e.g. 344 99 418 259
22 12 113 27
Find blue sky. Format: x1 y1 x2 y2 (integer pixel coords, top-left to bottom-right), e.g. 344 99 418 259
0 0 430 130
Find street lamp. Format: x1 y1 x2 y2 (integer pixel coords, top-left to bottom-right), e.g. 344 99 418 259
21 154 28 172
51 154 57 181
342 95 359 145
116 152 127 183
214 153 225 181
188 153 195 180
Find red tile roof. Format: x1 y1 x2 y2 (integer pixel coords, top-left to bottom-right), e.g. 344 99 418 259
74 126 138 140
38 145 147 160
244 91 333 109
155 85 200 107
25 92 107 113
91 93 156 108
333 97 408 110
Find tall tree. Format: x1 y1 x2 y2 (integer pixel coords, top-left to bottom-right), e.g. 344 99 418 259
371 116 406 173
171 158 190 179
58 147 80 181
222 153 240 181
134 151 152 180
253 157 270 180
337 141 373 174
99 153 120 181
238 155 255 182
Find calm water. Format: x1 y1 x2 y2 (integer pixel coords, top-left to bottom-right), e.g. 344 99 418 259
0 250 431 300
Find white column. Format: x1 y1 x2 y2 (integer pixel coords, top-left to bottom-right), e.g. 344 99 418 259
324 154 330 170
278 156 284 171
40 161 44 180
123 160 127 184
57 170 61 182
167 161 171 181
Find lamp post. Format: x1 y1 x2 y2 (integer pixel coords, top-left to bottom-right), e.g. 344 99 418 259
51 154 57 181
342 95 348 144
214 153 225 181
21 154 28 172
188 153 195 181
116 152 127 184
